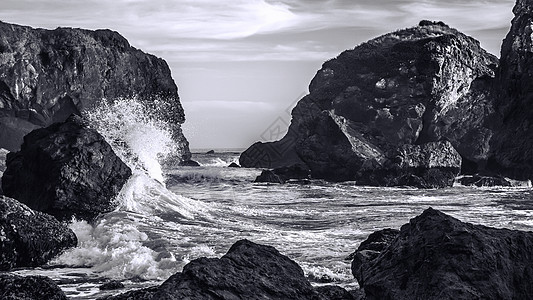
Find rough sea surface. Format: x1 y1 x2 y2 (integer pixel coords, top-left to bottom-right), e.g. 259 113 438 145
8 100 533 299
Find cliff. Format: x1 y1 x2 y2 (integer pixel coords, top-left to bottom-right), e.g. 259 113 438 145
241 21 498 184
0 21 190 160
489 0 533 180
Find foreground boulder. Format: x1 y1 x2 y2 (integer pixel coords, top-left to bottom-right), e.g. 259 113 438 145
0 196 77 270
2 115 131 222
255 164 311 184
352 208 533 299
0 274 67 300
241 21 497 186
106 239 354 300
0 21 190 160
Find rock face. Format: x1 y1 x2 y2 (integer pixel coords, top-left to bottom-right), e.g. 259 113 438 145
241 21 497 186
2 115 131 222
489 0 533 180
351 208 533 300
106 239 354 300
0 21 190 160
0 274 67 300
0 196 77 270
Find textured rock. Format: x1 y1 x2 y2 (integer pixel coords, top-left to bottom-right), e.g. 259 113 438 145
0 274 67 300
456 174 512 187
255 164 311 184
105 239 351 300
99 280 125 291
2 115 131 222
357 141 462 188
352 208 533 300
489 0 533 180
241 21 497 185
0 196 77 270
0 21 190 160
228 162 240 168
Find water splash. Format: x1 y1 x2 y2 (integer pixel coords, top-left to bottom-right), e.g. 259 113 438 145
84 98 173 183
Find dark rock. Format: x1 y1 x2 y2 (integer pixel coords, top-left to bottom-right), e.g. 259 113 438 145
456 174 512 187
0 274 67 300
178 159 200 167
315 286 358 300
357 141 462 188
489 0 533 180
255 164 311 184
0 196 77 270
240 22 497 184
100 280 125 290
228 162 241 168
352 208 533 299
2 115 131 222
106 239 325 300
0 21 190 161
206 150 215 154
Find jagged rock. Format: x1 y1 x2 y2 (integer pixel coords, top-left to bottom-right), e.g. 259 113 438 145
255 164 311 184
99 280 125 291
241 21 497 185
0 196 77 270
357 141 462 188
179 159 200 167
0 274 67 300
228 162 240 168
0 21 190 160
351 208 533 299
456 174 512 187
2 115 131 222
105 239 351 300
315 286 360 300
489 0 533 180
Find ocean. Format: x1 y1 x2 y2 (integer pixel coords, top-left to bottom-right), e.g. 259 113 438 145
9 99 533 299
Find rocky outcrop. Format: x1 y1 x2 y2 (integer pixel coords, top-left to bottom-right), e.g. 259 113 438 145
106 239 354 300
351 208 533 299
456 174 512 187
255 164 311 184
0 21 190 160
2 115 131 222
0 196 77 270
489 0 533 180
241 21 497 186
0 274 67 300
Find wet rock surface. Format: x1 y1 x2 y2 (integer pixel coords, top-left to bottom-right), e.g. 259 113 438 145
0 196 77 270
105 239 352 300
0 274 67 300
255 164 311 184
352 208 533 300
2 115 131 222
0 21 190 160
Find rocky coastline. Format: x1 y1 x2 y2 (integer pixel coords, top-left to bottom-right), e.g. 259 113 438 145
1 0 533 298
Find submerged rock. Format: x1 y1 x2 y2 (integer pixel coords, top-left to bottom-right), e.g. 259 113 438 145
2 115 131 222
255 164 311 184
99 280 125 291
179 159 201 167
0 196 77 270
0 21 190 161
0 274 67 300
228 162 241 168
241 21 497 186
351 208 533 299
106 239 352 300
456 174 512 187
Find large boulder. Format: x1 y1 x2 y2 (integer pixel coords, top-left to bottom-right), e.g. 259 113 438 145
105 239 354 300
351 208 533 299
0 196 77 270
0 21 190 160
2 115 131 222
241 21 497 185
489 0 533 180
0 274 67 300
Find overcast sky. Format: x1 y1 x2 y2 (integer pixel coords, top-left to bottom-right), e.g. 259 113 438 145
0 0 516 150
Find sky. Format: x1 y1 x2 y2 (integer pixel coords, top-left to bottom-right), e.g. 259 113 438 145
0 0 516 150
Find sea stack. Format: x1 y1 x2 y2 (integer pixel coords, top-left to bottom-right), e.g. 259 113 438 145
0 21 190 161
241 21 497 187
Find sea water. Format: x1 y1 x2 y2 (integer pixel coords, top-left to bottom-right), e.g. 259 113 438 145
10 99 533 299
